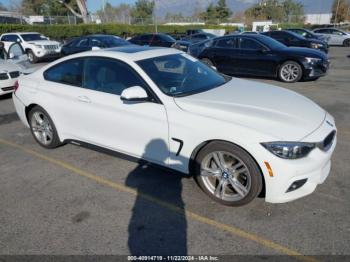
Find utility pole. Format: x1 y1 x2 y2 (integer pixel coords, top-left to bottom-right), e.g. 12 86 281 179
154 0 158 33
334 0 340 26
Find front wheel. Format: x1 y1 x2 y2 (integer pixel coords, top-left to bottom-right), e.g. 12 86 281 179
278 61 303 83
194 142 262 206
27 50 38 63
28 106 62 149
343 39 350 47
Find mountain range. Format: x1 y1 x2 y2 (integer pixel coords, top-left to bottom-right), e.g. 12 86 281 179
154 0 333 16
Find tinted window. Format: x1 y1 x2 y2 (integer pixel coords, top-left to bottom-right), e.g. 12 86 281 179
90 38 105 47
159 34 175 42
239 38 262 50
140 35 152 41
83 57 146 96
21 34 47 41
270 31 284 38
216 38 235 48
95 36 129 47
330 29 345 35
256 35 286 49
44 59 83 87
315 29 330 34
2 35 18 42
76 38 89 47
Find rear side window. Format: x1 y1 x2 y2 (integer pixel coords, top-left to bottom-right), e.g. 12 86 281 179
44 58 84 87
83 57 147 96
239 38 262 50
76 38 89 47
315 29 330 34
216 38 235 48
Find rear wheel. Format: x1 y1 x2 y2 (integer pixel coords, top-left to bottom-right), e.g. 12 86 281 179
194 142 262 206
28 106 61 148
343 39 350 47
27 50 38 63
278 61 303 83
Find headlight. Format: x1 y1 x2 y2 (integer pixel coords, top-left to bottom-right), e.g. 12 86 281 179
311 43 323 49
261 142 315 159
305 57 322 64
34 44 43 49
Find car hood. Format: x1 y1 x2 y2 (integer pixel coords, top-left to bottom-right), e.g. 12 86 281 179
279 47 327 59
174 78 326 141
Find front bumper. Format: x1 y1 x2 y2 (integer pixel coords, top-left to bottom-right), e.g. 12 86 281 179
257 114 336 203
33 48 61 59
303 59 330 79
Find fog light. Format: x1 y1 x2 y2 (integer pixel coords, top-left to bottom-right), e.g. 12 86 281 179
286 179 308 193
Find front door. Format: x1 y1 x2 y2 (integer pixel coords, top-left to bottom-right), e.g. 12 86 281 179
75 57 169 165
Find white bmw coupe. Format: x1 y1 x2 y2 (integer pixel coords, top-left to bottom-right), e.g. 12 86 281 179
13 46 337 206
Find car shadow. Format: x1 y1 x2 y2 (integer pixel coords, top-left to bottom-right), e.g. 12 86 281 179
0 93 12 100
73 139 190 256
125 139 189 256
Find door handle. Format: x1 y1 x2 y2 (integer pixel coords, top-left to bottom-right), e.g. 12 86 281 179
77 96 91 103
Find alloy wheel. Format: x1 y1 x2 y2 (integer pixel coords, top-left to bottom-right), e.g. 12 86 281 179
30 111 54 146
200 151 251 202
280 63 300 82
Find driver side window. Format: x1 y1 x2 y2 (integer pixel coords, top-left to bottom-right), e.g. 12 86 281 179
238 38 262 50
83 57 147 96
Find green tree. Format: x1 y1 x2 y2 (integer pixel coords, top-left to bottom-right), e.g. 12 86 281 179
97 2 131 23
130 0 155 24
245 0 304 23
215 0 232 21
331 0 350 23
20 0 79 15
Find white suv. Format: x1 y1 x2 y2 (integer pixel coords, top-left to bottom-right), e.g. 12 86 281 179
0 32 61 63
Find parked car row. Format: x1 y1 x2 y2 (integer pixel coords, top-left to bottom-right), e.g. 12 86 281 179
1 26 347 86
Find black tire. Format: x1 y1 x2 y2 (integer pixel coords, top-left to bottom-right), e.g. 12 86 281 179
278 61 303 83
27 50 38 63
194 141 262 207
343 39 350 47
201 58 214 67
28 106 62 149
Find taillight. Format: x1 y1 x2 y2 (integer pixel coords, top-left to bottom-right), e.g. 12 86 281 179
14 80 19 93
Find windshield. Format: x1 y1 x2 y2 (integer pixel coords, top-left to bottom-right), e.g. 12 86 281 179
98 36 130 47
257 35 287 49
21 34 48 41
137 54 229 97
287 30 306 40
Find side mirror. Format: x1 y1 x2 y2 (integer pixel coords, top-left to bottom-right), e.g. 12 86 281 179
121 86 149 102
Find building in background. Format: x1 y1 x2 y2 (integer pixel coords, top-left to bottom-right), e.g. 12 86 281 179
305 13 332 25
